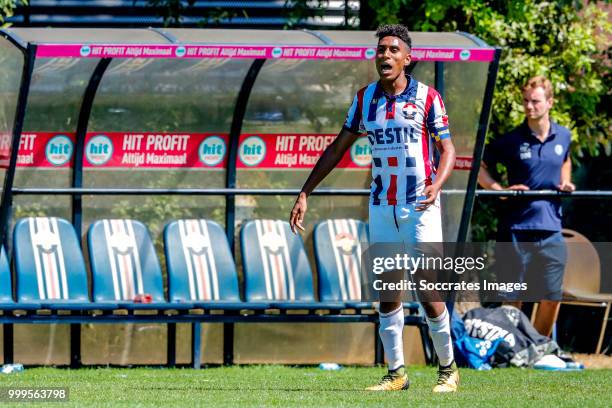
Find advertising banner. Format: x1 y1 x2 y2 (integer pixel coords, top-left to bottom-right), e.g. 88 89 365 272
4 132 76 168
81 132 228 169
9 132 228 169
236 133 371 169
35 44 496 62
7 132 472 171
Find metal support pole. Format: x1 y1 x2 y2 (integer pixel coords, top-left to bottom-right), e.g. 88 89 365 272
3 323 13 364
435 61 445 98
448 48 502 316
224 60 266 367
225 59 266 253
0 44 36 248
191 322 202 369
456 48 502 243
223 322 234 365
70 323 81 368
72 58 112 239
167 322 176 367
374 322 384 364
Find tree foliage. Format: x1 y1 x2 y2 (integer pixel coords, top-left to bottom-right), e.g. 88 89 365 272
366 0 610 241
0 0 26 27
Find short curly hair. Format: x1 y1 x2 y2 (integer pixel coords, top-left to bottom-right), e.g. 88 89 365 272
375 24 412 50
523 76 553 99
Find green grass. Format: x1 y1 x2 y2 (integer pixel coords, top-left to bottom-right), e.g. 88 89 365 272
1 365 611 407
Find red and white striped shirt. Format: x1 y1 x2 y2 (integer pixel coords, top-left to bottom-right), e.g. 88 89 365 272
344 76 450 206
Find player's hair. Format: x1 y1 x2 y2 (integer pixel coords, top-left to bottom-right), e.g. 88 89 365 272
375 24 412 50
523 76 553 99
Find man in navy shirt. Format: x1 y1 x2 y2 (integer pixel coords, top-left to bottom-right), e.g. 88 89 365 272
479 76 574 336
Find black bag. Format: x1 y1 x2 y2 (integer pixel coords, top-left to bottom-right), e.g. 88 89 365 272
463 306 559 367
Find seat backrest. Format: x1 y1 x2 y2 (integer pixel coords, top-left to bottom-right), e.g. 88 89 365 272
88 219 164 302
313 219 368 301
0 246 12 302
13 217 89 302
241 219 314 302
562 228 601 295
164 219 240 302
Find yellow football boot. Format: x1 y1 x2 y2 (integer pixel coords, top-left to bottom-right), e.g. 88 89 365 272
365 367 409 391
432 361 459 393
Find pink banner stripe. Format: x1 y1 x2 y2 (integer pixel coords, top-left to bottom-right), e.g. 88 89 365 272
35 44 495 62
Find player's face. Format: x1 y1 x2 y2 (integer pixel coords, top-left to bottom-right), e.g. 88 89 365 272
376 36 411 81
523 87 552 120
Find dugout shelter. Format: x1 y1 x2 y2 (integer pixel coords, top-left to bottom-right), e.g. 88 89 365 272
0 28 500 366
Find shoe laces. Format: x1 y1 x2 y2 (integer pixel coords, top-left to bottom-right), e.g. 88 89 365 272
380 373 399 384
436 368 453 385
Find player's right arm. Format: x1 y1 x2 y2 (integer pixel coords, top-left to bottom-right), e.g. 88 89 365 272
289 127 360 233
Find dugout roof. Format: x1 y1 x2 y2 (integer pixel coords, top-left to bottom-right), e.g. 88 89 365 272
3 27 487 47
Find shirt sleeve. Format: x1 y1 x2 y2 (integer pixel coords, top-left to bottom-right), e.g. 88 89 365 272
343 91 365 134
482 137 500 169
563 131 571 162
426 90 451 142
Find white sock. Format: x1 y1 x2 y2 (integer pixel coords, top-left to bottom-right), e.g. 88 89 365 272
379 306 405 371
426 307 454 367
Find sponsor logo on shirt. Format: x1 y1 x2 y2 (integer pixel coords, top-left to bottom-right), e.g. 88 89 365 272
519 142 531 160
367 127 419 145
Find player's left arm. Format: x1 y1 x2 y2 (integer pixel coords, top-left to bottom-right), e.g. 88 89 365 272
417 91 456 211
417 138 456 210
558 156 575 192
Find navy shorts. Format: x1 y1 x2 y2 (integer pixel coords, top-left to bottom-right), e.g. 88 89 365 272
498 230 567 301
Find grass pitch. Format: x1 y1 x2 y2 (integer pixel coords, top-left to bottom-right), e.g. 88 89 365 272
2 365 611 407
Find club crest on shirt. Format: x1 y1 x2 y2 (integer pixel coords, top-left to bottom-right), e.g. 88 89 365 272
554 144 564 156
519 142 531 160
401 103 418 119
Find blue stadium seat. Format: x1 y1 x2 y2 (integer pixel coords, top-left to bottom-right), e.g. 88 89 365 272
12 217 94 310
88 219 183 310
240 219 344 310
313 219 420 313
164 219 268 310
313 219 368 305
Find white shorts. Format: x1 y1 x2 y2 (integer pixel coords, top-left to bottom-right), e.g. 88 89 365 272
369 202 443 244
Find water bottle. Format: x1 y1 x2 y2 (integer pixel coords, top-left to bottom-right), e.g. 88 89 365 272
318 363 341 370
1 363 24 374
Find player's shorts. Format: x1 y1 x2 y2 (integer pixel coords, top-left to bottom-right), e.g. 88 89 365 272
369 201 443 244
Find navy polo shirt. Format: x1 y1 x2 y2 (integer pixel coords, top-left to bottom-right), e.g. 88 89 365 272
483 120 571 231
